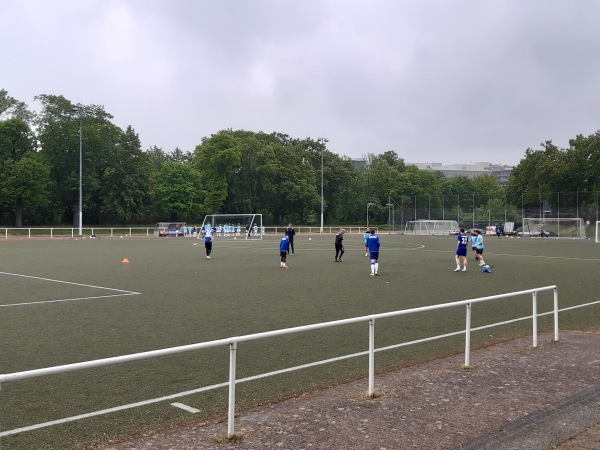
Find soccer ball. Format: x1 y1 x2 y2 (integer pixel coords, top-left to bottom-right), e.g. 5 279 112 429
234 237 237 240
309 238 312 241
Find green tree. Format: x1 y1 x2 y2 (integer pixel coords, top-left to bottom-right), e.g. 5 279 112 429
151 160 204 221
101 126 152 224
35 94 122 225
0 118 50 226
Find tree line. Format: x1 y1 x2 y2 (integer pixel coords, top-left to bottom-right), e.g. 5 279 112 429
1 89 599 227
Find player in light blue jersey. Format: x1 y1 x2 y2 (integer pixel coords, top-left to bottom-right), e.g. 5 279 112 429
367 228 381 276
454 228 468 272
474 230 486 266
364 228 370 256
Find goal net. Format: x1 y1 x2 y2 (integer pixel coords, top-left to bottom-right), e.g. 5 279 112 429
200 214 263 240
522 218 586 239
404 220 460 235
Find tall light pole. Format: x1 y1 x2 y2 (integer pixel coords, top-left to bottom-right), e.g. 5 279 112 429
73 106 83 236
318 137 328 233
367 202 376 228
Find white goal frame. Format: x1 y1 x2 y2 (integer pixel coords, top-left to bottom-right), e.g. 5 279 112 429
596 221 600 243
200 214 263 240
404 220 460 235
522 217 586 239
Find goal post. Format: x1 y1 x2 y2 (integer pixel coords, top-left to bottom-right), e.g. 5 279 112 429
596 221 600 243
522 218 586 239
200 214 263 240
404 220 460 235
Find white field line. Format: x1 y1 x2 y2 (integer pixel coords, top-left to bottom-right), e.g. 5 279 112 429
0 271 141 308
410 248 600 262
171 403 201 413
2 300 598 437
0 272 140 293
0 293 141 308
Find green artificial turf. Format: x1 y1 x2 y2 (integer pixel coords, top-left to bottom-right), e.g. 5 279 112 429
0 233 598 449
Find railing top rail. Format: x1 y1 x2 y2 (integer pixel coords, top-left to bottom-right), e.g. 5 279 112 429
0 285 557 383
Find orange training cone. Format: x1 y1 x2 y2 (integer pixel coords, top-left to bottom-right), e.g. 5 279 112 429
122 258 130 263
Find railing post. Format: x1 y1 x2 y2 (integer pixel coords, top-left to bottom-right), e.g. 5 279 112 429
464 303 472 367
368 318 375 396
553 286 559 342
532 291 538 348
227 341 237 438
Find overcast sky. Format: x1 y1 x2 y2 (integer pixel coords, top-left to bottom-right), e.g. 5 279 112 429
3 1 600 166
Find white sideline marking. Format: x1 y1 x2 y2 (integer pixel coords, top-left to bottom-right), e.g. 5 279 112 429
0 382 228 437
171 402 200 413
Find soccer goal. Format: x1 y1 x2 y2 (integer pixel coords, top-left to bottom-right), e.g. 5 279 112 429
522 218 586 239
200 214 263 240
404 220 460 235
595 221 600 243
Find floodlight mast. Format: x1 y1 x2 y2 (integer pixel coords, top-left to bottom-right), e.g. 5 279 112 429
72 105 83 236
318 137 328 233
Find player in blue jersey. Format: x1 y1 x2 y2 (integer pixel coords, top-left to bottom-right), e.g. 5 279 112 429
367 228 381 276
204 227 215 259
279 233 290 268
454 228 468 272
364 228 370 256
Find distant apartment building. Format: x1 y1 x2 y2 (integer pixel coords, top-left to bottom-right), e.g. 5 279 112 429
407 161 513 185
351 159 512 184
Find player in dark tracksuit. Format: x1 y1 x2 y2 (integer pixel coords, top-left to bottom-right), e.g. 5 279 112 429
334 229 345 262
285 224 296 255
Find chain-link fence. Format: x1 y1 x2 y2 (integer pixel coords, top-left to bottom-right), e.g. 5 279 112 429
384 192 600 233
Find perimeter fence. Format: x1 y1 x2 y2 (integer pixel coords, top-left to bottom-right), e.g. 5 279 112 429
385 191 600 232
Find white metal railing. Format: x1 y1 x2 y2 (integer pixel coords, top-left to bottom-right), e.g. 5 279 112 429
0 227 153 238
0 286 558 439
0 226 378 238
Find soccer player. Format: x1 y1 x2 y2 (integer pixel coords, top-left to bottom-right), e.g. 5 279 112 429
253 224 258 236
279 233 290 268
334 228 345 262
470 230 478 261
367 228 380 276
204 227 215 259
474 230 486 266
285 223 296 255
364 227 370 256
454 228 468 272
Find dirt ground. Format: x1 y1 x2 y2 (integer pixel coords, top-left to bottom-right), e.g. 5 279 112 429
89 330 600 450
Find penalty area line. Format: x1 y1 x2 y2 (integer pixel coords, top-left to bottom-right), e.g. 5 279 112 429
0 293 141 308
0 271 140 294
